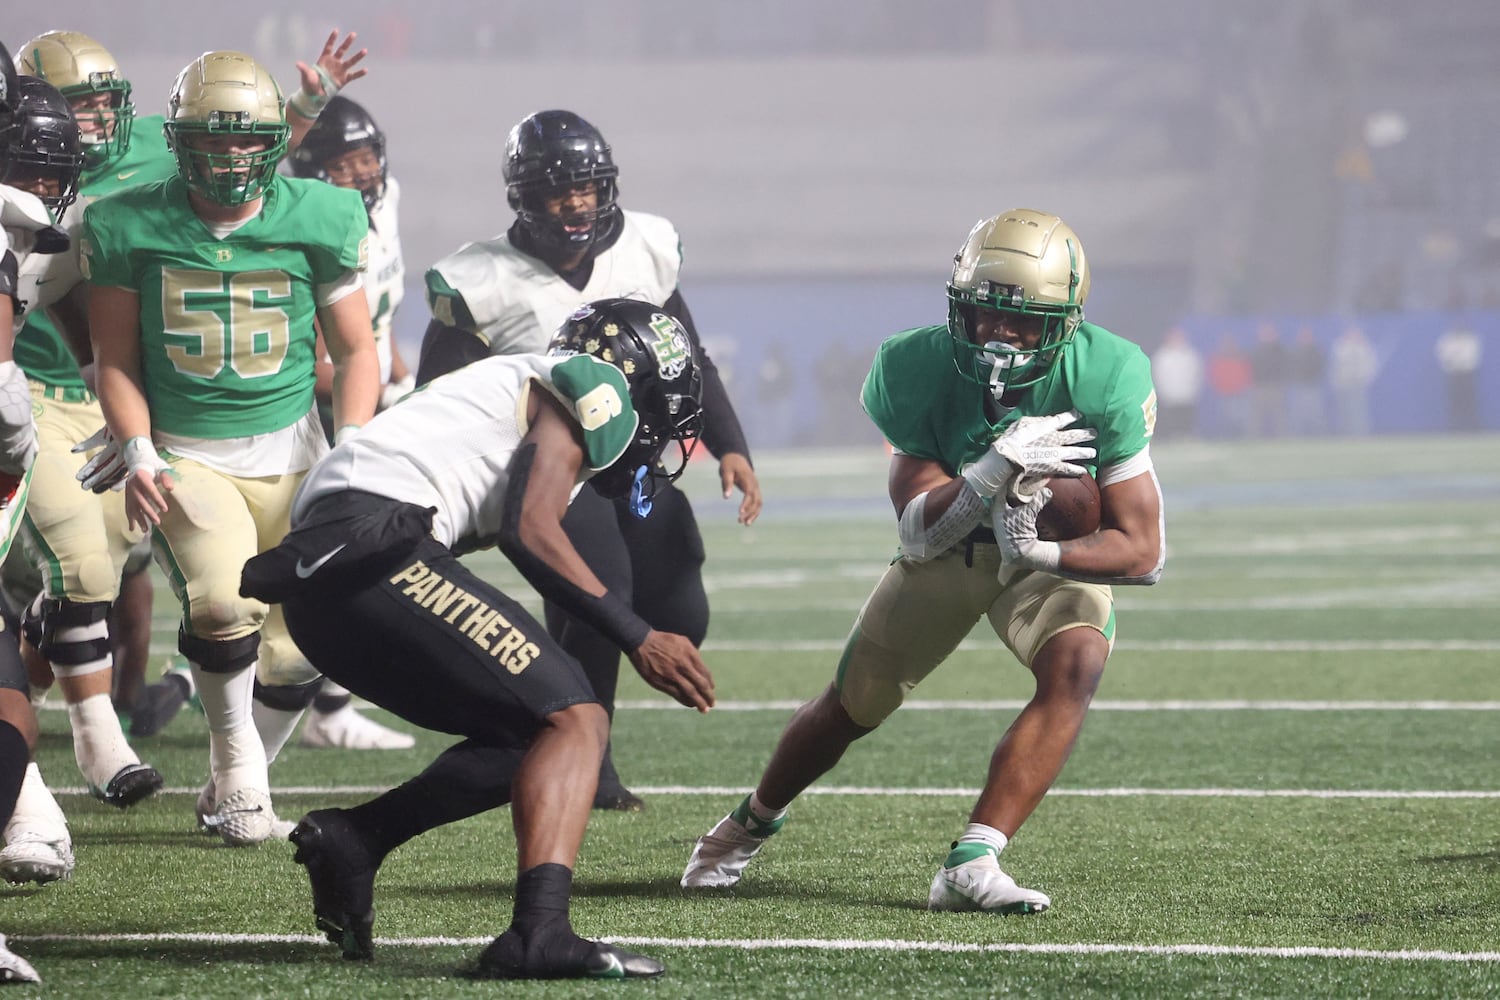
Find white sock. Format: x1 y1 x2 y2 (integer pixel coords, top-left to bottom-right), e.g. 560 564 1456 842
252 702 305 764
67 693 139 789
957 822 1008 855
748 791 788 823
191 663 268 796
3 763 69 840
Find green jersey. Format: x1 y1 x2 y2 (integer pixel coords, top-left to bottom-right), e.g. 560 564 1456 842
14 115 179 390
81 174 369 438
862 321 1157 477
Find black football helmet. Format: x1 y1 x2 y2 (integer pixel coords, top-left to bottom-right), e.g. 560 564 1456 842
288 95 387 211
0 77 84 219
548 298 702 512
505 109 619 256
0 41 19 170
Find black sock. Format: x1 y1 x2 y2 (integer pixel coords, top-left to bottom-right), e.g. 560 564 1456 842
0 722 30 830
345 740 528 857
512 863 573 936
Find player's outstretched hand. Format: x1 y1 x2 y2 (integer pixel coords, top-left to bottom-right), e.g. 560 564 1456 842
629 631 715 713
294 30 368 111
719 452 762 526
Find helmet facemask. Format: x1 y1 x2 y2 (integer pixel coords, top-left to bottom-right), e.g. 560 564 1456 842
946 210 1089 401
512 175 619 256
169 124 287 205
66 82 134 168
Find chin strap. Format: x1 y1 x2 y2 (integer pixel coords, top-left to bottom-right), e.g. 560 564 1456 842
627 466 653 519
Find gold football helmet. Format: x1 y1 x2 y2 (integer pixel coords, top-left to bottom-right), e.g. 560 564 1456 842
947 209 1090 397
18 30 135 167
164 51 289 205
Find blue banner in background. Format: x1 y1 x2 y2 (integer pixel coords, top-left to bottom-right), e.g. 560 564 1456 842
1179 312 1497 437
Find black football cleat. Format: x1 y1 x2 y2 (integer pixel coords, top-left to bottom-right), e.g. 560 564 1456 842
472 928 665 980
290 810 379 961
93 762 164 808
129 676 189 738
592 784 646 813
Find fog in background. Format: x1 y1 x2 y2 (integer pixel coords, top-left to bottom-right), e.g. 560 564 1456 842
10 1 1500 445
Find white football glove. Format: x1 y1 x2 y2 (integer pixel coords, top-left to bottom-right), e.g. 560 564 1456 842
379 373 415 410
73 426 129 493
0 362 38 476
995 486 1061 573
961 409 1097 500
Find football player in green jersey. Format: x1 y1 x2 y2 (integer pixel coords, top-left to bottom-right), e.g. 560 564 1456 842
684 209 1167 914
83 49 380 846
9 28 371 777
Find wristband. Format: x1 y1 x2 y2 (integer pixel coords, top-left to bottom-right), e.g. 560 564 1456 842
288 65 340 119
121 436 161 473
334 424 361 446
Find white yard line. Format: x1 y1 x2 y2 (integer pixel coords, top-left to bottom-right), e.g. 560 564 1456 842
47 784 1500 799
696 638 1500 652
12 931 1500 963
614 698 1500 711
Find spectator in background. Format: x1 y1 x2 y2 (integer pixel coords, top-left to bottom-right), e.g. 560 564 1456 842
1207 334 1252 438
1248 323 1287 437
1285 327 1327 436
1435 323 1482 432
1151 327 1203 440
1330 325 1378 436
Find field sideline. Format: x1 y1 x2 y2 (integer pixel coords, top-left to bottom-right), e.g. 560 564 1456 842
4 433 1499 998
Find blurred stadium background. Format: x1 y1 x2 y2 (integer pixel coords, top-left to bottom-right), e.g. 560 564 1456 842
9 0 1499 446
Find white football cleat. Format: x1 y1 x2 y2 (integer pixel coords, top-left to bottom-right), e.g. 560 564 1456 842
196 779 293 843
681 797 785 888
0 831 75 885
927 844 1050 914
0 933 40 984
300 704 415 750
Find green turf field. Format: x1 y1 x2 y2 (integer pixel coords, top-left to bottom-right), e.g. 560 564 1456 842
5 433 1499 998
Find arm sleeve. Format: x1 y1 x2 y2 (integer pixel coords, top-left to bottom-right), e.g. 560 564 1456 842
665 289 751 463
0 251 18 312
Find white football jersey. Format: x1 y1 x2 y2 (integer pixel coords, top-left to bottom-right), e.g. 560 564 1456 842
2 186 81 327
426 208 681 355
293 353 637 552
365 177 405 383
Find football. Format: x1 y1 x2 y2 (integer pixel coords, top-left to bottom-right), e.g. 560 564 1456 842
1033 472 1101 542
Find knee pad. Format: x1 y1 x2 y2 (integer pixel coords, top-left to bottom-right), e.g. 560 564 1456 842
179 628 260 675
38 597 112 678
253 676 323 712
